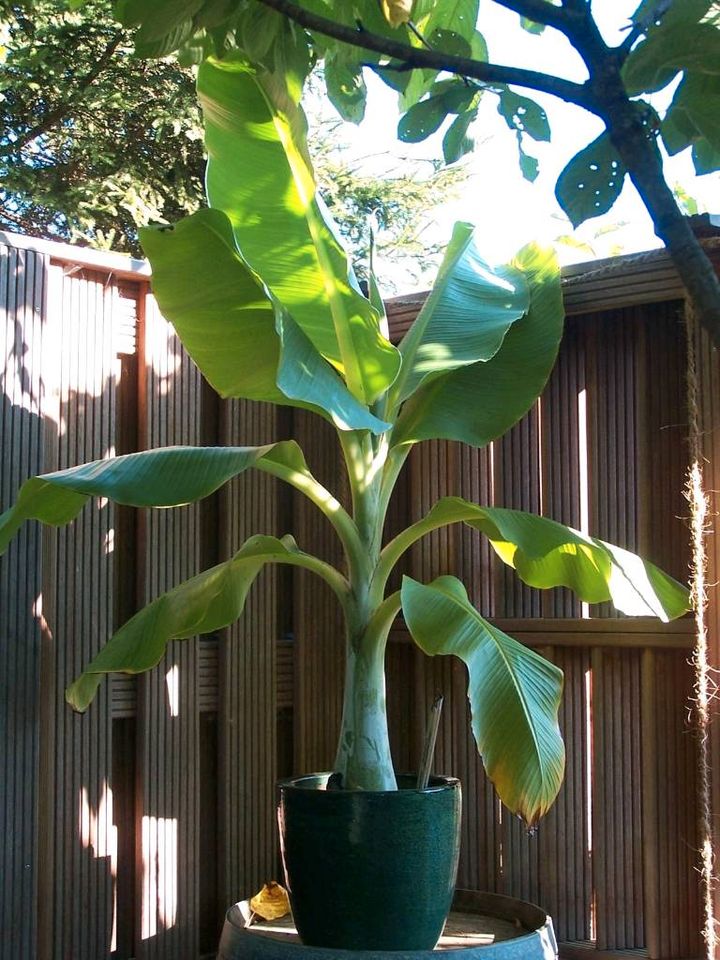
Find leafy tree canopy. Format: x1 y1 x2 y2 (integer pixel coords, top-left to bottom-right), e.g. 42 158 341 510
0 0 465 265
0 0 203 252
106 0 720 342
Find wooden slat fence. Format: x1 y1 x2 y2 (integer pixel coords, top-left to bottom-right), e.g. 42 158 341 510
1 229 717 960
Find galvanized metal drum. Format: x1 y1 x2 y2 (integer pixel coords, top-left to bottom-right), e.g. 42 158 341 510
218 889 558 959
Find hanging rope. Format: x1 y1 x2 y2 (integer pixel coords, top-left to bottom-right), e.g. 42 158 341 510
685 300 717 960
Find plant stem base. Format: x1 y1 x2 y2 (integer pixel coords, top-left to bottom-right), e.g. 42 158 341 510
218 890 558 959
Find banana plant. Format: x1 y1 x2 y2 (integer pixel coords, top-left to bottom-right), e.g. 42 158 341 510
0 57 690 825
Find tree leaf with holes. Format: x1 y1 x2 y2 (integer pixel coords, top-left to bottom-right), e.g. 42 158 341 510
402 575 565 824
325 52 367 123
398 80 476 143
497 89 550 143
555 133 627 229
623 19 720 96
661 74 720 165
693 139 720 175
443 109 477 163
520 16 545 34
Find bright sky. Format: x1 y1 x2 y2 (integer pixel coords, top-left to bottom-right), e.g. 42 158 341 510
318 1 720 292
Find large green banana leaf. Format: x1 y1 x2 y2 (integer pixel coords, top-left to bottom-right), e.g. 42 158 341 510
197 56 400 405
275 311 390 434
392 221 529 405
140 208 285 403
66 534 345 712
392 244 563 447
0 442 333 555
381 497 690 620
401 575 564 825
140 208 390 433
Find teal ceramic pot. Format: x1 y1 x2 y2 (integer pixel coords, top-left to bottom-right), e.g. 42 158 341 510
277 773 462 951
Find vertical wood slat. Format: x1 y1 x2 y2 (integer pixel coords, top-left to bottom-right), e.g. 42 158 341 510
136 295 202 960
220 399 278 909
453 440 499 894
586 311 639 619
293 413 346 775
638 305 698 960
592 647 644 951
540 318 584 618
496 402 542 617
642 650 700 959
496 384 543 899
636 302 690 582
538 646 592 944
0 244 47 959
44 267 118 959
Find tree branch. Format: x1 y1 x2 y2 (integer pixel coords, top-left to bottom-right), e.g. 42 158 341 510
1 32 124 158
262 0 720 341
253 0 594 109
559 3 720 343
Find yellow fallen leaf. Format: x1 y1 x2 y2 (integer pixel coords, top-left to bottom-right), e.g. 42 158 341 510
249 881 291 921
379 0 413 27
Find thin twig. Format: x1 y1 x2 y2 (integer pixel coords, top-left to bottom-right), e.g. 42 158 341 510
417 694 444 790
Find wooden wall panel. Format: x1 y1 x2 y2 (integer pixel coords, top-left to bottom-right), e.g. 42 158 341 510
136 296 202 960
0 243 47 958
391 301 697 957
0 233 708 960
220 399 279 908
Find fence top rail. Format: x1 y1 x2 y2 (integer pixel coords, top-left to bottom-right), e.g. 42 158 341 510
0 229 151 280
2 220 719 321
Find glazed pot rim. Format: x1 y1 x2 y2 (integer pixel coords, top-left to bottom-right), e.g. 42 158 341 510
277 772 461 795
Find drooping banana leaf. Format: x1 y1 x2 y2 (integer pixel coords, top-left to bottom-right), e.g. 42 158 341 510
67 534 346 712
392 221 529 405
140 208 390 433
381 497 690 620
197 56 400 405
401 575 564 825
0 442 336 555
392 244 563 447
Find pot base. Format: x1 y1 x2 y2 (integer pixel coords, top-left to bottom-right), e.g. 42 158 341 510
218 889 558 958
